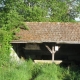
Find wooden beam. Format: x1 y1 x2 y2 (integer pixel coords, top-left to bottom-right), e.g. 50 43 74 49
45 45 52 54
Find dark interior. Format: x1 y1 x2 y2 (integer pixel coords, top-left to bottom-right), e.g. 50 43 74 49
11 43 80 64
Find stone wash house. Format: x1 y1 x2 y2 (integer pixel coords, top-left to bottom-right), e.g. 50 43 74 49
11 22 80 63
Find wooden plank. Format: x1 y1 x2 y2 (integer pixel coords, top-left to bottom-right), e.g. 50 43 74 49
34 60 62 64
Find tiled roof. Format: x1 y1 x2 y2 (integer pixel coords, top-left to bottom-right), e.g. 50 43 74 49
11 22 80 43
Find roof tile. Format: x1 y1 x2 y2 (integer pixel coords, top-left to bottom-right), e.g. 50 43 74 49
11 22 80 43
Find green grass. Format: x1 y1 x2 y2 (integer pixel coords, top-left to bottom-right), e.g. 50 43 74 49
0 59 80 80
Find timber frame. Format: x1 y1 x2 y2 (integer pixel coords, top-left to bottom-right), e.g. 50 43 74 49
45 44 60 63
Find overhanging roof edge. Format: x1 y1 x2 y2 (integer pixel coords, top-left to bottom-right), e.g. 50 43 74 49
10 41 80 44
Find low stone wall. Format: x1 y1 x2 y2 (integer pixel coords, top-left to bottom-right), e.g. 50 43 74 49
10 47 20 62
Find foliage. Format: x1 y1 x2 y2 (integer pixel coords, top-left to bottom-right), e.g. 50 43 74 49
0 59 80 80
47 0 71 22
21 0 80 22
0 0 80 22
0 0 28 65
0 10 23 30
24 5 48 21
0 29 12 66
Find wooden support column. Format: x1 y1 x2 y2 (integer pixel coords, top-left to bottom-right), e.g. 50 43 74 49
45 44 60 63
52 46 55 63
45 45 55 63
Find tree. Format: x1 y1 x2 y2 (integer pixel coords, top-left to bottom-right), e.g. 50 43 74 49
0 0 26 60
0 0 80 22
0 0 25 29
20 0 48 21
20 0 80 22
46 0 70 22
64 0 80 21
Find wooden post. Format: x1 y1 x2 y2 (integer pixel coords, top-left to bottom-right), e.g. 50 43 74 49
45 45 55 63
52 46 55 63
45 44 60 63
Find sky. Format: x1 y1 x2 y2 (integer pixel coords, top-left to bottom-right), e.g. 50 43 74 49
75 17 80 21
75 14 80 21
